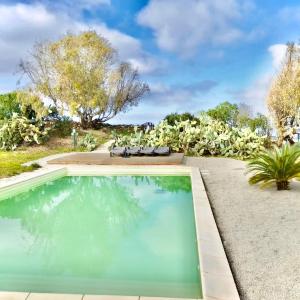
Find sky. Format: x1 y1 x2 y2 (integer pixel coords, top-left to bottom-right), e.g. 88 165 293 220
0 0 299 124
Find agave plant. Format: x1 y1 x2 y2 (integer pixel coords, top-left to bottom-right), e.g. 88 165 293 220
247 143 300 190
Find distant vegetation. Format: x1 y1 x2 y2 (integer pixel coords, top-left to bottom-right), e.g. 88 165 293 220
207 101 271 136
164 112 199 126
113 113 266 159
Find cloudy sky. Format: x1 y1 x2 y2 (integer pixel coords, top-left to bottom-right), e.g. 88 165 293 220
0 0 298 123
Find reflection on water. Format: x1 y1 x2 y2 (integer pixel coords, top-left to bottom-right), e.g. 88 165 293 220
0 176 201 298
132 175 192 193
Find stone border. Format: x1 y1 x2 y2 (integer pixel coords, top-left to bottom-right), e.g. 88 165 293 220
191 169 240 300
0 165 239 300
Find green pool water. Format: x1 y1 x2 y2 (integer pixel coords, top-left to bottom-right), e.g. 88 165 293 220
0 175 202 298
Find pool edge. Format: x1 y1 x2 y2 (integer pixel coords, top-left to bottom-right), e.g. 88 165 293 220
191 168 240 300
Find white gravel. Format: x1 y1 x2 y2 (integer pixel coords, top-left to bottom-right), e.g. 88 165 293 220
185 157 300 300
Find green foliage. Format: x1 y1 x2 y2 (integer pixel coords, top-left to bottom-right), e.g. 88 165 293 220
237 112 271 135
247 144 300 190
29 162 41 169
113 115 266 159
207 101 239 127
20 31 149 128
248 113 271 136
164 112 198 126
0 92 44 121
152 176 191 193
0 92 21 119
130 175 191 193
80 133 97 151
52 117 73 137
0 114 49 151
17 91 48 120
207 102 271 138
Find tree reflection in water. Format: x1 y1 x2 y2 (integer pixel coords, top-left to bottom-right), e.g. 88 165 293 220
131 175 191 193
0 176 145 276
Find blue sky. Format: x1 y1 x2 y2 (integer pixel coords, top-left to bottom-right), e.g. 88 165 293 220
0 0 299 123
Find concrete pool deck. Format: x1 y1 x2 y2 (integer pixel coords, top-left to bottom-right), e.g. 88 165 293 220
22 140 184 167
185 157 300 300
0 164 239 300
47 153 185 165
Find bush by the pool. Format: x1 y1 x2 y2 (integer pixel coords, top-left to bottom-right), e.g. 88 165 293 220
247 143 300 190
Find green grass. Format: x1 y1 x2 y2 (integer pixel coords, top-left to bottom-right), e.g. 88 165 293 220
0 128 112 178
0 147 74 178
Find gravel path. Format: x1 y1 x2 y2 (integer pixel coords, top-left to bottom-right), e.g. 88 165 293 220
185 157 300 300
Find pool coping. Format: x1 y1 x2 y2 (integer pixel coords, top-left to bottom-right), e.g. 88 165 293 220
0 165 240 300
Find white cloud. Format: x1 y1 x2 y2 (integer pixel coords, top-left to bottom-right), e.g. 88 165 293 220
268 44 287 69
82 23 164 75
137 0 247 57
127 57 164 75
142 80 219 111
0 3 66 73
0 2 159 79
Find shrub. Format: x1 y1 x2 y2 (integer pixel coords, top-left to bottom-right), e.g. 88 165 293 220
247 143 300 190
52 117 73 137
207 101 239 127
248 113 271 136
113 116 266 159
80 133 97 151
0 114 49 150
30 163 42 169
164 112 198 126
0 92 21 119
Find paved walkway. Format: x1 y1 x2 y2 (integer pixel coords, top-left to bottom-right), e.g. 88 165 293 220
93 140 114 153
185 157 300 300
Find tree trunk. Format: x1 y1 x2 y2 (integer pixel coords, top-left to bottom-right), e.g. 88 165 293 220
276 180 289 190
80 115 88 129
91 118 105 129
80 113 93 129
276 119 285 147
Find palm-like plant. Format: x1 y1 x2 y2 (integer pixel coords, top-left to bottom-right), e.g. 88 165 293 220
247 143 300 190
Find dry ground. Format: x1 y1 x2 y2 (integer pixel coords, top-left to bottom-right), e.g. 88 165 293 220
185 157 300 300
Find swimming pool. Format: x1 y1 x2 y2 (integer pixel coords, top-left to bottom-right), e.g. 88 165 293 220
0 173 201 298
0 165 240 300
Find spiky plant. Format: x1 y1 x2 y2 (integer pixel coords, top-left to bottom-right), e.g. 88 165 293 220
247 143 300 190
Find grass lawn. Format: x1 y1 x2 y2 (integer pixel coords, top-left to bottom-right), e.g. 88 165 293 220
0 128 111 178
0 147 74 178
